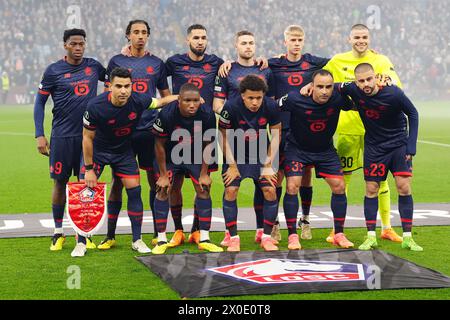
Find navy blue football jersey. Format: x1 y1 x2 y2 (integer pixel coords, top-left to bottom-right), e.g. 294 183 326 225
106 53 169 130
165 53 224 113
279 85 353 152
152 101 216 164
338 83 419 155
213 62 274 101
37 57 106 137
268 54 329 129
219 96 281 164
83 92 154 153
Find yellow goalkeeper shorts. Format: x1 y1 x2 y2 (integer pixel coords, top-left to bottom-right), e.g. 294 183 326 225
336 134 364 173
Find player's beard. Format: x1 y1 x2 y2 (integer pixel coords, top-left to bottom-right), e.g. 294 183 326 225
190 44 206 57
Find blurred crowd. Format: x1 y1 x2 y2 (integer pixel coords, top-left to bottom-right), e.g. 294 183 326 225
1 0 449 102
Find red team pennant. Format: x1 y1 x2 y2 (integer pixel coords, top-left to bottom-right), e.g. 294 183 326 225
66 182 107 237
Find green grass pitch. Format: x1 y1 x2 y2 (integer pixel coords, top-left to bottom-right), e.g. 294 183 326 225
0 101 449 300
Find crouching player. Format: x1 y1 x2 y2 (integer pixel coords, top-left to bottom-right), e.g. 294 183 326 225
219 75 281 252
151 83 223 254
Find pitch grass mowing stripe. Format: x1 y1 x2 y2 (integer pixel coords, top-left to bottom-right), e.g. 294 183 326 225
418 140 450 148
1 226 449 300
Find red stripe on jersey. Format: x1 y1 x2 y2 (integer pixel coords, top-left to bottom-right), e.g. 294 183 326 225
214 93 226 98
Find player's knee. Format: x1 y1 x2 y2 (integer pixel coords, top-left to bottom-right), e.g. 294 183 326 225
224 187 238 201
196 190 210 200
286 181 300 195
156 190 169 201
331 180 346 194
261 187 277 201
396 182 411 196
366 182 380 197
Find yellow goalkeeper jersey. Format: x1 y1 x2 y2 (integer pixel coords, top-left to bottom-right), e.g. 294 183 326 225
324 50 402 135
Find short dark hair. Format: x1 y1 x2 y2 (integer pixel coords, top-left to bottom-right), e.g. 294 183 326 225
355 63 374 74
126 20 151 37
235 30 254 41
187 24 207 35
351 24 369 32
312 69 334 82
179 83 200 95
110 67 132 82
239 75 268 94
63 29 86 42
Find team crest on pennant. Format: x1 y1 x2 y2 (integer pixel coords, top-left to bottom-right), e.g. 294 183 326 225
207 258 366 284
66 182 107 237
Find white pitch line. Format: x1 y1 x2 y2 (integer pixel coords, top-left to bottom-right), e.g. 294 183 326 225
0 132 34 136
418 140 450 148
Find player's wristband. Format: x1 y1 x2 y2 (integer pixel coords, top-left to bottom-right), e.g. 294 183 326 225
85 164 94 171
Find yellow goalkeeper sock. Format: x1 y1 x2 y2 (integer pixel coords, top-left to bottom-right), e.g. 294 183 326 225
344 174 352 195
378 180 391 229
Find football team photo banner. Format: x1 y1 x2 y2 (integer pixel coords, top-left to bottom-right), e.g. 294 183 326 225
66 182 107 238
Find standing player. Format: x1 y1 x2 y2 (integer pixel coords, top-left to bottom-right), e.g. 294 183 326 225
268 25 329 241
151 83 223 254
164 24 224 246
213 30 275 246
219 75 281 252
98 20 171 250
77 67 177 257
323 24 403 243
338 63 421 251
281 70 354 249
34 29 105 251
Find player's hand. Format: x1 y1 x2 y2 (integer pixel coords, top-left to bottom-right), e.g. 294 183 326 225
375 73 393 87
84 170 97 188
254 56 269 70
200 96 205 104
198 173 212 192
405 154 413 161
219 60 233 78
260 166 278 188
156 173 171 195
36 136 50 156
222 165 240 187
300 83 313 96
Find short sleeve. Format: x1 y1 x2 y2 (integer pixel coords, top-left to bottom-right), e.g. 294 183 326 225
266 99 281 126
213 75 228 99
165 57 174 77
95 61 106 82
157 60 169 91
38 67 55 95
83 104 97 130
265 69 276 98
277 94 291 112
218 103 233 129
152 112 169 138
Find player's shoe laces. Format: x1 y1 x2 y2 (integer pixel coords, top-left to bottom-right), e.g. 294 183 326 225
50 233 65 251
333 232 354 248
198 240 224 253
132 239 152 254
220 230 231 247
381 228 403 242
227 236 240 252
151 241 170 255
358 235 378 250
86 237 96 249
300 219 312 240
97 237 116 250
326 230 335 243
271 223 282 242
261 237 279 251
254 229 264 244
188 230 200 244
71 243 87 257
401 236 423 252
288 234 302 250
167 230 185 248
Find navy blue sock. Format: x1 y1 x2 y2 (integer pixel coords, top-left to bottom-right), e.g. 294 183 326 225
52 204 65 229
283 193 298 235
399 195 414 233
300 186 313 216
263 199 279 235
149 190 157 237
331 193 347 234
77 234 86 244
191 203 200 233
154 197 169 233
126 186 143 242
171 204 183 231
223 197 238 236
107 201 122 239
364 196 378 232
253 183 264 229
195 197 212 231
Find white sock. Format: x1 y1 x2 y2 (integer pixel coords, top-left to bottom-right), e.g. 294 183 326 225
368 231 376 237
403 232 411 238
200 230 209 242
231 235 240 239
54 228 63 234
302 215 309 222
158 232 167 243
262 234 271 240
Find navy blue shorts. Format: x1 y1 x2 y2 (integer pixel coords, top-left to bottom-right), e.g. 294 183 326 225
80 149 140 180
278 129 288 168
49 136 82 180
222 163 274 188
284 146 343 179
131 129 155 172
155 163 211 186
364 145 413 182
